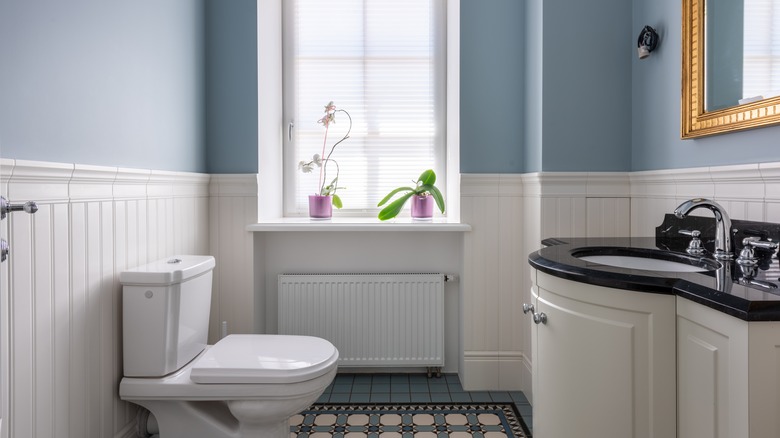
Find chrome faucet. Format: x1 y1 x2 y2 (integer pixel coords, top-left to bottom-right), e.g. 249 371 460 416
674 198 734 260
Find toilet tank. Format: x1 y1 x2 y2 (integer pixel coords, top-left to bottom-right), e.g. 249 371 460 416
120 255 215 377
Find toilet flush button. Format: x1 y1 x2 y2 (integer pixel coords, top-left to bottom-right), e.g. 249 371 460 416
145 290 154 299
167 258 182 264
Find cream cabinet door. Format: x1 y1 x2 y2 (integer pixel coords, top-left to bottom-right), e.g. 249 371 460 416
676 297 750 438
0 219 6 438
533 271 676 438
747 320 780 438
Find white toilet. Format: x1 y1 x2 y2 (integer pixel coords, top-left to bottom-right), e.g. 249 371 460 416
119 255 339 438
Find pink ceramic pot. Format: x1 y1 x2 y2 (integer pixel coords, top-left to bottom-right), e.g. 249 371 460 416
308 195 332 219
410 195 434 220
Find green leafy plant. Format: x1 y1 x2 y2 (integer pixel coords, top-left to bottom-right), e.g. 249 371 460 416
377 169 445 221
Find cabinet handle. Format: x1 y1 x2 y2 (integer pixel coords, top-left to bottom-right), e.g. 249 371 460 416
533 312 548 325
522 303 534 314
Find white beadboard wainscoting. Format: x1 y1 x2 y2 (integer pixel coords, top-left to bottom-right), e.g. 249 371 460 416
460 173 631 396
4 158 780 438
630 163 780 236
460 175 525 392
207 174 259 341
0 159 209 438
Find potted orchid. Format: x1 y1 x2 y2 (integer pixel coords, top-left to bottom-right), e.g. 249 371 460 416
377 169 445 221
298 101 352 219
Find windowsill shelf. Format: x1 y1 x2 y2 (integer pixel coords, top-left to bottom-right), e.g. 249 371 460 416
246 217 471 232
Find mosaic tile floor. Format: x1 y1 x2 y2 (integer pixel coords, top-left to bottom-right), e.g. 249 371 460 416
290 403 528 437
292 373 533 437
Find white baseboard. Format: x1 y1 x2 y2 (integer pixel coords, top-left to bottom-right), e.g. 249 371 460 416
461 351 525 391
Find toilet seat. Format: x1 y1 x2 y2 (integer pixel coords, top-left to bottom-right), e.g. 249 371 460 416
120 361 338 401
190 334 339 384
120 334 339 401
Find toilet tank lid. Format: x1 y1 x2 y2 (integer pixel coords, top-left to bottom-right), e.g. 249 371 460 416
120 256 215 286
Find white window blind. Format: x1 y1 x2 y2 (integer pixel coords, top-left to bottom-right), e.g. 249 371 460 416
283 0 446 216
743 0 780 99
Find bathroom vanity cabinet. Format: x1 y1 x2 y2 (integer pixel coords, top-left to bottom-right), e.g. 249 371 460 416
530 271 677 438
528 231 780 438
531 270 780 438
677 297 780 438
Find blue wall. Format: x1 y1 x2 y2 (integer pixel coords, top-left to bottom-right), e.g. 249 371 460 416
202 0 780 174
5 1 780 174
203 0 533 175
525 0 633 172
524 0 543 172
204 0 528 175
205 0 258 174
460 0 525 174
631 0 780 170
0 0 206 172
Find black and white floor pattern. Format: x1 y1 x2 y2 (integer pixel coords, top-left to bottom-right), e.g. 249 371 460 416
289 403 530 437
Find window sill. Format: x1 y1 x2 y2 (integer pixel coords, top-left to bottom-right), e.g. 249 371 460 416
246 217 471 232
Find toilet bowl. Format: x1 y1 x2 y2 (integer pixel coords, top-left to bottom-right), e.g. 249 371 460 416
119 256 339 438
121 334 338 438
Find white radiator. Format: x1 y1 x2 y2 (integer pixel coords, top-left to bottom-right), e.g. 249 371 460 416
278 273 445 367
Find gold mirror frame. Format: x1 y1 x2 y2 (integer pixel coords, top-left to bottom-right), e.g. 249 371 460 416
682 0 780 138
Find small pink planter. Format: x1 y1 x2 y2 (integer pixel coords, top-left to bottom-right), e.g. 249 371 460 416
410 195 434 220
308 195 332 220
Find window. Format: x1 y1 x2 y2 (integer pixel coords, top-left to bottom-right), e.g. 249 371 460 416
743 0 780 100
282 0 447 216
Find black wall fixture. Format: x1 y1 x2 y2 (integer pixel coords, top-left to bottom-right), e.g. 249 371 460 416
637 25 659 59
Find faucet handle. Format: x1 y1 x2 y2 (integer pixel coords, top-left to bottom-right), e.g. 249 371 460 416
746 237 779 251
678 229 700 238
736 237 779 266
679 229 706 255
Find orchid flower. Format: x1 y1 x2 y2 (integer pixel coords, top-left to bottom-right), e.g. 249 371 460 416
297 101 352 209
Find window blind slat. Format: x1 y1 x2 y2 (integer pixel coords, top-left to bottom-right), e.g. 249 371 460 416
743 0 780 98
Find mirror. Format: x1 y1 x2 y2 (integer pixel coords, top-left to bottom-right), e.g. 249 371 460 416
682 0 780 138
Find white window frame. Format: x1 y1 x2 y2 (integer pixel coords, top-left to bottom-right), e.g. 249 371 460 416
256 0 459 222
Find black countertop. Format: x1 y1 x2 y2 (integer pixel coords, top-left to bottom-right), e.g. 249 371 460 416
529 235 780 321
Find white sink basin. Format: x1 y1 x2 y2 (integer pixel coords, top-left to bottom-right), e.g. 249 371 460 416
573 248 721 273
